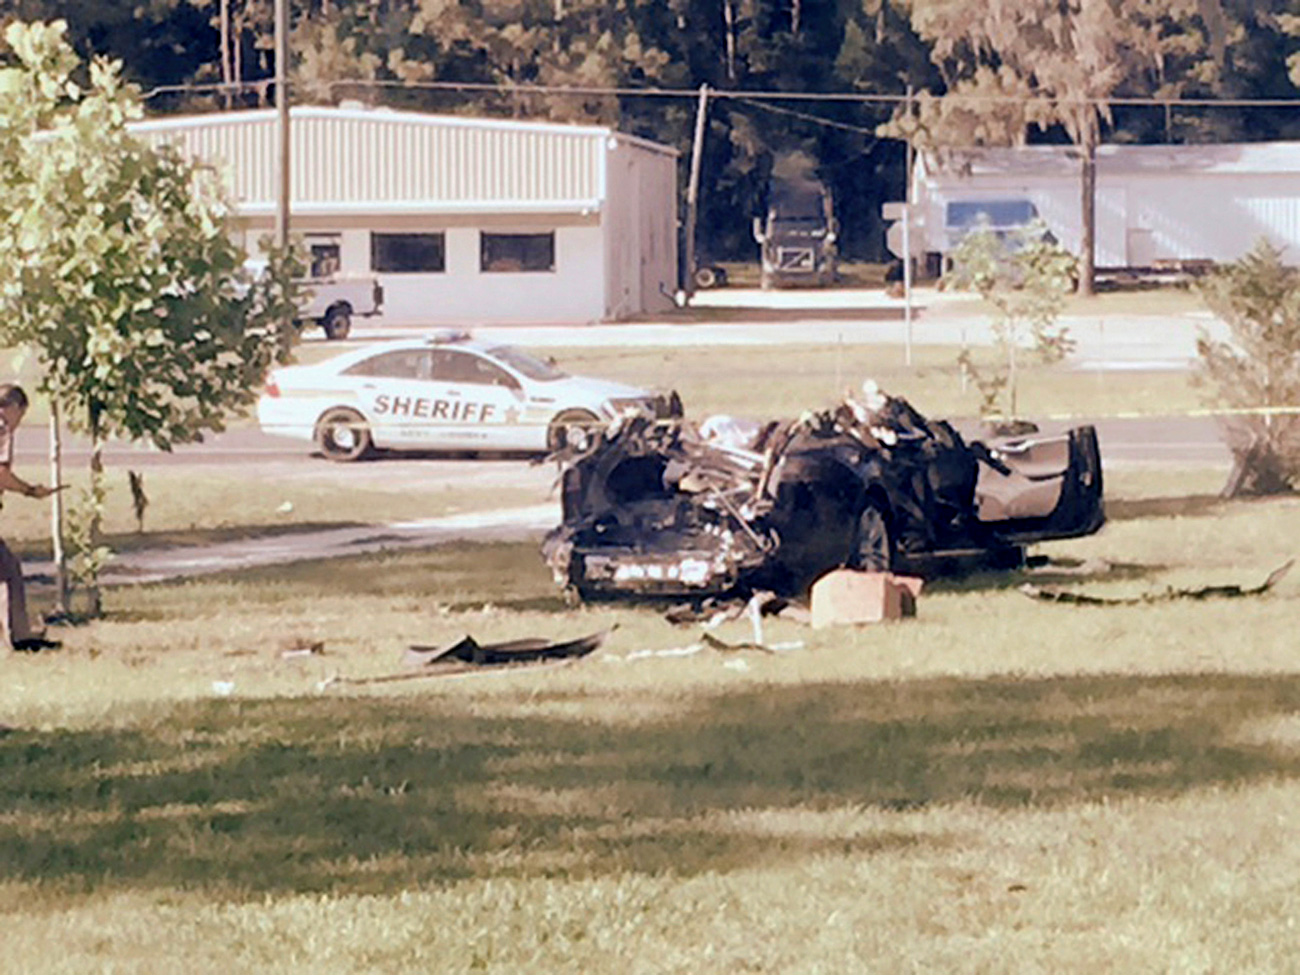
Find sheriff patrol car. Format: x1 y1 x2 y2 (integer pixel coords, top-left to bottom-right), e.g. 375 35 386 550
256 332 661 461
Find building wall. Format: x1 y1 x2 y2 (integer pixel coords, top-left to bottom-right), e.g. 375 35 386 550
602 139 679 317
245 211 605 323
136 107 607 212
137 107 679 323
1120 173 1300 264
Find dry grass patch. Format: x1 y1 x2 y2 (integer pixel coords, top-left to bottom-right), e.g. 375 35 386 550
545 343 1200 420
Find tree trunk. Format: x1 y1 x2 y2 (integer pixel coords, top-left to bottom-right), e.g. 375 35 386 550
220 0 233 108
87 410 104 618
48 406 69 616
723 0 737 82
1079 124 1097 298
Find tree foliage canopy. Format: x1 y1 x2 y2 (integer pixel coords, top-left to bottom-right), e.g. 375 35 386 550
0 19 299 450
2 1 1299 261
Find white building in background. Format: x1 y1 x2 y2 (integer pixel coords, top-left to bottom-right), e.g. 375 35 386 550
887 142 1300 274
133 105 679 324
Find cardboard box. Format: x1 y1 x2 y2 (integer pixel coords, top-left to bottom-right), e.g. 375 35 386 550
810 569 923 628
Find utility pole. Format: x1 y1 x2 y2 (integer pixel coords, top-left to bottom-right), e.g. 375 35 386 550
682 84 710 302
274 0 290 250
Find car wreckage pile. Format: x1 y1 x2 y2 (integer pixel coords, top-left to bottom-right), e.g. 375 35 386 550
542 387 1105 603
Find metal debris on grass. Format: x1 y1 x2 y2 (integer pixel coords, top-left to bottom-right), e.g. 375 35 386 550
1019 559 1294 606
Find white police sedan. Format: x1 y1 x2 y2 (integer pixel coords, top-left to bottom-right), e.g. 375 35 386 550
257 333 664 461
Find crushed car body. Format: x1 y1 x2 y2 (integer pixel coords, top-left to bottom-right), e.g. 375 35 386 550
541 387 1105 601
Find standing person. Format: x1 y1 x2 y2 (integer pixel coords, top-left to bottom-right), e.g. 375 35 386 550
0 384 61 651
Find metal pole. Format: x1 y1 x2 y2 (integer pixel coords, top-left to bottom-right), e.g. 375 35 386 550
274 0 290 251
48 406 68 615
683 84 710 302
903 85 914 367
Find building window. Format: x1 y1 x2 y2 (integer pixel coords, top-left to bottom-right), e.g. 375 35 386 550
945 200 1040 247
371 232 446 273
307 237 341 279
481 232 555 273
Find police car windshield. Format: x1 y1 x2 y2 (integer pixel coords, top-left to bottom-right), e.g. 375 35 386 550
488 346 568 382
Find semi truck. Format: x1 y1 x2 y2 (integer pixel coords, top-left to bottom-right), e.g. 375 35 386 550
753 175 838 289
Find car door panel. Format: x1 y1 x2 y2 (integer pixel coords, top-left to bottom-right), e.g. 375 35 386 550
430 349 535 449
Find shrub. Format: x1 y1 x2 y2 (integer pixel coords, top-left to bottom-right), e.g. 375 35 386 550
1195 240 1300 497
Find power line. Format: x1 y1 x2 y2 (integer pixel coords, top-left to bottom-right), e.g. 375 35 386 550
141 76 1300 110
730 96 884 138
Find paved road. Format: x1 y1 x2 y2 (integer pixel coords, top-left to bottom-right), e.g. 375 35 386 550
14 413 1230 470
12 289 1231 583
16 415 1228 588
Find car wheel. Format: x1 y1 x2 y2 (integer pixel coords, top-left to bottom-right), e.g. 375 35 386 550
315 407 373 462
694 265 718 290
547 409 601 452
322 305 352 340
852 501 894 573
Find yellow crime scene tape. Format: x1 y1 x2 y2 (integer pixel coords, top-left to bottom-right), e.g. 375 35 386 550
981 404 1300 423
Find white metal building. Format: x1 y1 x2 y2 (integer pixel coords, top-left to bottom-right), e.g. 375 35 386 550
133 105 679 323
887 142 1300 271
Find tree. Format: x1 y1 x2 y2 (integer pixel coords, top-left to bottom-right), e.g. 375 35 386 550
0 20 300 612
946 220 1077 421
891 0 1226 296
1194 240 1300 497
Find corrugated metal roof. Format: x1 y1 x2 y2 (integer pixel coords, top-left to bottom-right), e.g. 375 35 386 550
922 141 1300 178
131 106 676 214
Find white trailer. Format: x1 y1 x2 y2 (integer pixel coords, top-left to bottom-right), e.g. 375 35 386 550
886 142 1300 273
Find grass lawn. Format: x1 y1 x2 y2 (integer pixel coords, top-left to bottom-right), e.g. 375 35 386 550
2 464 1299 973
544 344 1202 421
1 465 553 558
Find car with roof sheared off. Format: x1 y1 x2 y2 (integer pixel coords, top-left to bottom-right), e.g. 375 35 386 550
257 332 666 461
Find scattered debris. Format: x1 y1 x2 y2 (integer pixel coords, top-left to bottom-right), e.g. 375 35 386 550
700 632 804 653
211 680 235 696
1019 560 1294 606
404 627 612 668
543 385 1105 602
280 637 325 658
623 644 705 661
320 627 614 688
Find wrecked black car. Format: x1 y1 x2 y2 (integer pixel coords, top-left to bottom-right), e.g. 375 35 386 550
542 388 1104 601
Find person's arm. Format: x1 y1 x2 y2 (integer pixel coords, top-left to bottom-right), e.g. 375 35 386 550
0 464 57 499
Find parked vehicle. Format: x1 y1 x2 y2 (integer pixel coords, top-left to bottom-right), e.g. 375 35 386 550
257 332 668 461
241 258 383 340
542 388 1105 600
753 174 838 290
297 275 384 340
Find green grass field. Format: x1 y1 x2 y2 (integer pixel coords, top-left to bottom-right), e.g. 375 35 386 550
2 463 1299 973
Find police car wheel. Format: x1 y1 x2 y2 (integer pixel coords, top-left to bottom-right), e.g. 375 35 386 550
316 407 373 462
547 409 600 452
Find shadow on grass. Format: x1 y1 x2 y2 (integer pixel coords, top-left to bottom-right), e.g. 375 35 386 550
1106 494 1226 522
3 671 1300 898
929 557 1167 595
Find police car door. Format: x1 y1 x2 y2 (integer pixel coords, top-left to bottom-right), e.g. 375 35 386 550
429 349 527 448
346 348 440 449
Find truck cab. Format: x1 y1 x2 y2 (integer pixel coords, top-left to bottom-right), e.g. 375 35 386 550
753 177 838 290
